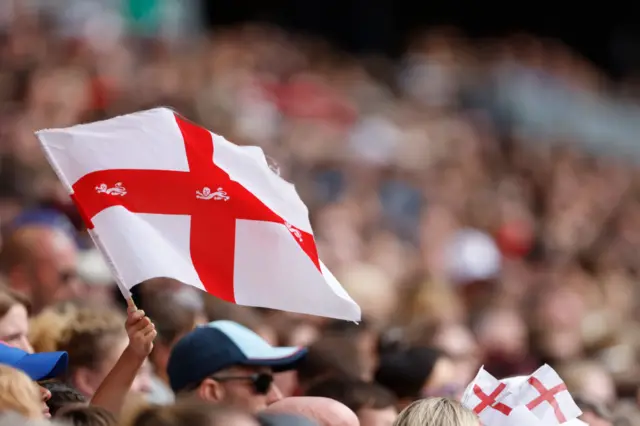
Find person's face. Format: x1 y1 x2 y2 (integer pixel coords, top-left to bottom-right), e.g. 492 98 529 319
358 406 398 426
29 233 83 311
73 334 128 397
38 384 52 418
197 365 282 413
0 304 33 353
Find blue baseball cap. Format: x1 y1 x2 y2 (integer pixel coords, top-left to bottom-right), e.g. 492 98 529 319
167 320 307 393
0 343 68 381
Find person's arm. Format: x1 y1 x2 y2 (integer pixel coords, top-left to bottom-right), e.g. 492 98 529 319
90 300 156 414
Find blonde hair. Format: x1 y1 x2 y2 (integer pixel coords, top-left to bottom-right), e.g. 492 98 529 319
29 302 79 353
0 412 67 426
0 365 42 419
394 398 478 426
57 307 126 374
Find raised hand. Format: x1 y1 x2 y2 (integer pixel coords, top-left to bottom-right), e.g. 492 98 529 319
125 300 157 358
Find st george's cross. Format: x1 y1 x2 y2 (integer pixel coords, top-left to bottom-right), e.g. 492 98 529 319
36 108 360 321
518 365 582 425
464 366 584 426
472 383 513 416
462 366 515 426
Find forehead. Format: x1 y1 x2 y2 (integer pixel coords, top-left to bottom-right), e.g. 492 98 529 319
50 230 76 252
0 305 28 329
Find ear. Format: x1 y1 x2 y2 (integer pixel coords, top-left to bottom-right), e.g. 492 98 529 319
197 378 224 403
71 367 100 398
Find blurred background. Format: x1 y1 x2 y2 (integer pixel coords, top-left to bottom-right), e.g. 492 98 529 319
2 0 640 422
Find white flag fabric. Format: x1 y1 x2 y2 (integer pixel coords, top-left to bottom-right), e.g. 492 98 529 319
462 366 516 426
36 108 361 321
462 366 585 426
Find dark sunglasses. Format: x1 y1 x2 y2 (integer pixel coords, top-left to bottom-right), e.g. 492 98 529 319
211 373 274 395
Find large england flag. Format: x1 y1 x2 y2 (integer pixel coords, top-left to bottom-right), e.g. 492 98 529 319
36 108 361 321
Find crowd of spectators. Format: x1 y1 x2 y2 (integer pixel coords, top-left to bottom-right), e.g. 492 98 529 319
0 3 639 426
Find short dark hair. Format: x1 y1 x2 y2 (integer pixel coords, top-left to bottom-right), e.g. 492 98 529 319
143 290 202 345
55 405 117 426
306 377 396 413
374 346 443 399
296 336 363 389
41 381 87 416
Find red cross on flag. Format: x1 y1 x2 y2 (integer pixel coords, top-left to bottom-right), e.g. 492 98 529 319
463 366 585 426
35 108 361 321
461 366 515 426
516 365 582 425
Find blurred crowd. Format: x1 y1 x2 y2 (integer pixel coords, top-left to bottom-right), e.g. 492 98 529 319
0 3 639 426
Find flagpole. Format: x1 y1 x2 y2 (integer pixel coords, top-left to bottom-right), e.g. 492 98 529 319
86 228 132 301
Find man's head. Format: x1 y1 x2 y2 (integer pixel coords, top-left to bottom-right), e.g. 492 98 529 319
296 336 364 394
167 320 307 413
264 397 359 426
306 377 397 426
0 225 81 312
0 342 68 419
143 288 207 381
375 346 458 409
40 381 86 416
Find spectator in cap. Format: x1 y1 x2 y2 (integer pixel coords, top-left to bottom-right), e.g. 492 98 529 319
0 364 52 419
264 397 359 426
0 340 68 381
0 225 83 313
167 320 307 413
375 346 458 410
0 342 68 419
306 377 397 426
0 286 32 352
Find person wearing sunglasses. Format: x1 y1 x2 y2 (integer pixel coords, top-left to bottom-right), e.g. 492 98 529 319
167 320 308 413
